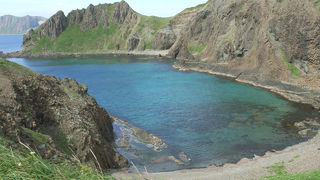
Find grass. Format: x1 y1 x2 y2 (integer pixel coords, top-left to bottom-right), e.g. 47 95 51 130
0 58 36 75
188 40 207 54
184 0 210 11
32 23 121 53
21 127 51 144
136 15 170 34
0 136 114 180
266 161 320 180
279 49 301 77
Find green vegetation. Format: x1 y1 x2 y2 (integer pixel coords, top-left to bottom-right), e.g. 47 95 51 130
188 40 207 54
136 15 170 34
0 136 114 180
266 161 320 180
277 0 284 3
315 0 320 5
185 0 211 11
21 127 51 144
0 58 36 75
188 43 207 54
279 49 301 77
32 23 122 53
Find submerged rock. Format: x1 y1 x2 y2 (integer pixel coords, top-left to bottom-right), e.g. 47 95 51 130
179 152 191 163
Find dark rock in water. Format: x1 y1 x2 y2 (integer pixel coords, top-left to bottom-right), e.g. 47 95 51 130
0 59 128 171
179 152 191 163
127 34 140 51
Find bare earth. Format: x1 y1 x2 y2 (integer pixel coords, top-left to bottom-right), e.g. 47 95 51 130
112 131 320 180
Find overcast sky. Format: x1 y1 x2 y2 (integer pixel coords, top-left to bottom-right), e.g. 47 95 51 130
0 0 207 18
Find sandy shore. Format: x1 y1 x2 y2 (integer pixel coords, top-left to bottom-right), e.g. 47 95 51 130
113 65 320 180
112 131 320 180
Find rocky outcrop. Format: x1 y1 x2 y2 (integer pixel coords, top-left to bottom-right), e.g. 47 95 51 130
127 34 140 51
153 26 176 50
0 59 128 170
38 11 68 38
113 0 138 25
0 15 46 34
17 0 320 107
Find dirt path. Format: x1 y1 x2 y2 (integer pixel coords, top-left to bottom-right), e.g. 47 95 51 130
112 131 320 180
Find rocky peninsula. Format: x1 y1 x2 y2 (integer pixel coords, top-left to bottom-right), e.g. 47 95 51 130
0 58 127 172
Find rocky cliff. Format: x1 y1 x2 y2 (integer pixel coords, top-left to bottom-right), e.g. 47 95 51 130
18 0 320 107
0 59 127 171
0 15 46 34
22 0 169 53
168 0 320 107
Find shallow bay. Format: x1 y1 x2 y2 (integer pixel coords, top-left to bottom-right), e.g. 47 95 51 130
8 56 320 172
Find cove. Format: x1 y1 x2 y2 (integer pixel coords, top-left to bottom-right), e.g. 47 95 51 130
8 56 320 172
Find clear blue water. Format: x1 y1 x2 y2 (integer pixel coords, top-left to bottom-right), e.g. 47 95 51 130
0 35 23 52
2 35 319 172
8 57 319 172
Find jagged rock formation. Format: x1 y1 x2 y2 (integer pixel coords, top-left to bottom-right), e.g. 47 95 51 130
16 0 320 106
22 0 166 52
0 59 128 170
0 15 46 34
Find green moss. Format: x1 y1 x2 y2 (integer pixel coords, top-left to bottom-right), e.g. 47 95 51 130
188 41 207 54
21 127 51 144
280 49 301 77
0 136 114 179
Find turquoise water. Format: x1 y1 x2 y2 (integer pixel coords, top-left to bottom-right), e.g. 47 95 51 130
0 35 23 52
2 35 319 172
8 57 320 172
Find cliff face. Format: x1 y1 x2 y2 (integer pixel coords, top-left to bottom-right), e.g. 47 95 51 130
0 59 127 170
170 0 320 82
22 0 168 52
20 0 320 105
0 15 46 34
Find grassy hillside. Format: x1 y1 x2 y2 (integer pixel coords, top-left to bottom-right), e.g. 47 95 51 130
29 3 170 53
0 136 114 180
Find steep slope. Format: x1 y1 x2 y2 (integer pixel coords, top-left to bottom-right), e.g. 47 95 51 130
0 58 127 171
17 0 320 107
22 1 170 53
0 15 46 34
168 0 320 107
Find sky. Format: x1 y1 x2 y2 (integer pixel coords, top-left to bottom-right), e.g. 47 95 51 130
0 0 208 18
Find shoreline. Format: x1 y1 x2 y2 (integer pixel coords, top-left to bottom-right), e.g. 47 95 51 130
172 64 320 110
113 131 320 180
3 51 320 179
1 50 171 59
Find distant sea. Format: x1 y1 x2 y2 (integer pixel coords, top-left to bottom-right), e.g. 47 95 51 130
0 35 23 53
